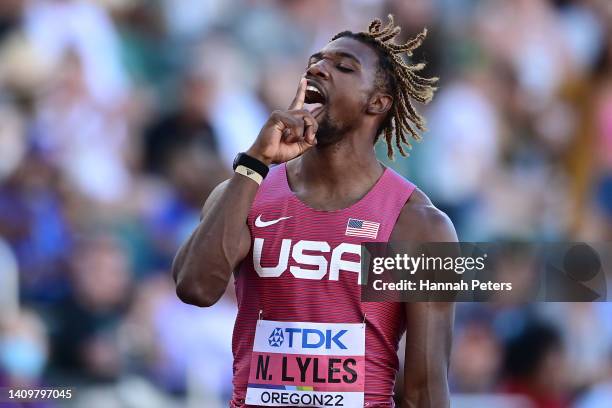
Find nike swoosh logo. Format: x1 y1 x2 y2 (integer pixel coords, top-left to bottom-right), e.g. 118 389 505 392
255 214 292 228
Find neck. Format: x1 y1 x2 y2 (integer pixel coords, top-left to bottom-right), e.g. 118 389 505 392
297 130 383 188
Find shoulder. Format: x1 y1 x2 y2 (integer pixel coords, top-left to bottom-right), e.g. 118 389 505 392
389 188 458 242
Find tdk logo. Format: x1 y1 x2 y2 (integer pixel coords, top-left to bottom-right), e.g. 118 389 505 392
270 328 348 349
268 328 284 347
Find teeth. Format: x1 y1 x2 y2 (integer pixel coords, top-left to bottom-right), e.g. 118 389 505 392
306 85 322 96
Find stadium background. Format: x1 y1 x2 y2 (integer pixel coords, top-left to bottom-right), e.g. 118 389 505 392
0 0 611 407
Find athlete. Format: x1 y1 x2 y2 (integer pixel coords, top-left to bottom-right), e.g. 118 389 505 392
172 15 456 408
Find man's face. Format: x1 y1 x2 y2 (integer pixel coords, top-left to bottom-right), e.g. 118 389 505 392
304 37 382 145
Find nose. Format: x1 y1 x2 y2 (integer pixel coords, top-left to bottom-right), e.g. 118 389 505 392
307 60 330 80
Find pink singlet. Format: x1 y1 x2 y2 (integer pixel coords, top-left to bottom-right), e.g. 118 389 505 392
231 163 416 408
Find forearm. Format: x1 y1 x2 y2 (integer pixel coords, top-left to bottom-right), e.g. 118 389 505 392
172 234 194 283
174 173 257 306
174 78 318 306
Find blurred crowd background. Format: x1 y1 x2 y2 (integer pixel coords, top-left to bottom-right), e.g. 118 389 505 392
0 0 611 407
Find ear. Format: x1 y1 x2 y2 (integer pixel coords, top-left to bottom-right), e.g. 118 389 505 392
366 92 393 116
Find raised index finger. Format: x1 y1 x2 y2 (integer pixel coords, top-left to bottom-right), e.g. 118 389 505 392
288 77 307 110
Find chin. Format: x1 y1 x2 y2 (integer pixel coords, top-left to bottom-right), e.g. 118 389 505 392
315 112 347 145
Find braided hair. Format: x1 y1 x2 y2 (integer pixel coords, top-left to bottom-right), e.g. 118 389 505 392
332 15 438 159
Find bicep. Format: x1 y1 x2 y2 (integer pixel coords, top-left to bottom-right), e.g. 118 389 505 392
401 302 454 408
403 302 454 380
235 217 252 268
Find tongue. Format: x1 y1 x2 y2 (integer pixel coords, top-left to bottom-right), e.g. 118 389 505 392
305 102 323 113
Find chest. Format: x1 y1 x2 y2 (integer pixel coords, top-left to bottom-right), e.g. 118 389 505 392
248 197 387 282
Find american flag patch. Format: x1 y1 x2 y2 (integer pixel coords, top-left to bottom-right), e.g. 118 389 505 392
345 218 379 239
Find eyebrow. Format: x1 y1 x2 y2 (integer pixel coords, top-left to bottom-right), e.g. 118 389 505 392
308 51 361 66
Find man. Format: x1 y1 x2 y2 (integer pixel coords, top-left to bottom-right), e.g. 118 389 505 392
172 15 456 407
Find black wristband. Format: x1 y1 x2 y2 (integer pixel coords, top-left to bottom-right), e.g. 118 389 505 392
232 152 270 179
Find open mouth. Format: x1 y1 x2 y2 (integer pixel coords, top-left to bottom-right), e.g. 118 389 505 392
304 81 326 119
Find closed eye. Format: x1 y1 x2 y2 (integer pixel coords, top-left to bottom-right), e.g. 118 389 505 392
337 65 354 73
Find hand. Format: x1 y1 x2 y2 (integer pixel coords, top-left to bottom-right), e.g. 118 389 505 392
247 78 318 165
